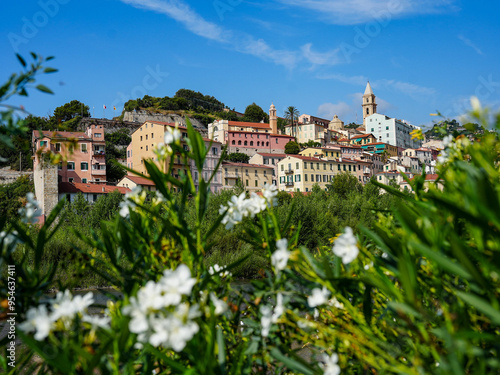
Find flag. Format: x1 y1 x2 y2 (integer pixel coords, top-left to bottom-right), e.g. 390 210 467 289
113 106 116 111
103 105 106 109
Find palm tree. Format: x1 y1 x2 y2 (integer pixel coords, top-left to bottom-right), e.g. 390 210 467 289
284 106 300 138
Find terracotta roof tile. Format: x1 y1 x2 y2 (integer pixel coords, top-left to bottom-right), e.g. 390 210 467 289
59 182 130 194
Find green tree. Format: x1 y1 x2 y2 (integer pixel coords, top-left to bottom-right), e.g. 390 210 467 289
327 171 363 198
0 175 34 221
242 103 268 123
52 100 90 130
284 106 300 137
284 140 300 154
223 152 250 164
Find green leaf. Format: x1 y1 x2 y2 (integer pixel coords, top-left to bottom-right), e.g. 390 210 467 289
455 291 500 325
43 67 58 73
269 347 316 375
216 327 227 374
35 84 54 94
16 53 26 67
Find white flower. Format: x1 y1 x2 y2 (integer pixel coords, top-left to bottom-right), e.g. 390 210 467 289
271 239 290 273
364 262 373 270
272 293 284 323
158 264 197 306
19 192 41 224
220 193 247 229
82 315 111 330
320 353 341 375
442 134 454 149
332 227 359 264
51 291 94 327
208 264 231 277
119 186 144 218
437 149 448 164
19 305 53 341
246 193 267 218
210 293 228 316
470 96 481 112
308 286 331 308
164 125 181 145
328 297 344 309
262 183 278 207
1 231 18 249
260 305 273 337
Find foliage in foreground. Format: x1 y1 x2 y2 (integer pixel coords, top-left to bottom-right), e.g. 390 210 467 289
1 56 500 374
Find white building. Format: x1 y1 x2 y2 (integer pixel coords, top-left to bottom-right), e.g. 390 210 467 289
365 113 422 149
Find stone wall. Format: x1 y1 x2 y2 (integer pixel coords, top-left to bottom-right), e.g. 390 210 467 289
33 159 58 218
122 111 207 135
78 118 141 135
0 168 32 185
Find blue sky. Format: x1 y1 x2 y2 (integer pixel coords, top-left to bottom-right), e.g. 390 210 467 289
1 0 499 128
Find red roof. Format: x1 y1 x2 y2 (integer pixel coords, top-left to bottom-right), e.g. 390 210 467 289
408 174 441 182
121 175 155 186
338 138 349 142
351 133 375 140
202 137 221 144
34 130 90 140
254 153 287 158
228 121 271 129
222 162 274 169
283 155 322 162
59 182 130 194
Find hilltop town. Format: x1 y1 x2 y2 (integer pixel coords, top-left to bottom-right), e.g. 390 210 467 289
28 83 469 221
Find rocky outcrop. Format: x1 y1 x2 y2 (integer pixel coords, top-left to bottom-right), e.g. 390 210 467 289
122 111 207 134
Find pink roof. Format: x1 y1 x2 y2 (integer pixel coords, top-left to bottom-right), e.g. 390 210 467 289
222 162 274 169
122 175 155 186
228 121 271 129
59 182 131 194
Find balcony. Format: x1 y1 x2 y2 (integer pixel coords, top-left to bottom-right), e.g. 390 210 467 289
363 168 371 174
93 150 105 157
284 168 294 174
224 172 240 179
91 168 106 176
285 181 294 186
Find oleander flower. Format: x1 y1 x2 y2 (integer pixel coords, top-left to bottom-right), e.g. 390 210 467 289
119 186 144 218
51 291 94 327
262 183 278 207
208 264 231 277
320 353 341 375
271 239 290 274
308 286 331 308
82 315 111 330
210 293 228 316
19 305 53 341
260 293 285 337
332 227 359 264
19 192 41 224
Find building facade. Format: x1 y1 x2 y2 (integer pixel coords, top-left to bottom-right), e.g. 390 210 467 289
365 113 422 149
221 162 273 192
32 124 107 184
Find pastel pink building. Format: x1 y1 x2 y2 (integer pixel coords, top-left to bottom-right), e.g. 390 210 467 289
226 131 294 156
32 123 107 184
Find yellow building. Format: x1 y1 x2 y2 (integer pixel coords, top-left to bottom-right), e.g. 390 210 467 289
222 162 274 192
300 147 341 160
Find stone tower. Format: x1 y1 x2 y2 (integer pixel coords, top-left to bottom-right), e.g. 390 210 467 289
362 81 377 125
269 103 277 134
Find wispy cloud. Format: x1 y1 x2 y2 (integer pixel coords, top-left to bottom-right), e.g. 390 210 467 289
121 0 226 42
317 73 436 99
317 101 352 119
458 34 484 55
120 0 302 68
301 43 343 66
276 0 458 25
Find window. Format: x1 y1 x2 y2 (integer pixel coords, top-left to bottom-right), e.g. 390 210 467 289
55 143 61 152
81 144 87 152
311 162 314 169
304 163 307 169
69 178 74 183
264 170 267 176
93 194 98 202
140 136 143 141
255 170 258 176
296 162 299 169
371 128 374 132
67 162 75 170
244 141 247 146
343 165 346 171
250 141 253 146
281 164 284 171
311 174 314 181
146 135 148 140
305 174 308 182
82 178 87 183
255 180 258 187
386 126 389 130
80 162 88 171
212 147 218 155
323 164 326 170
146 146 148 151
246 180 249 186
152 133 154 138
127 150 130 157
94 133 102 138
58 162 62 170
40 141 48 147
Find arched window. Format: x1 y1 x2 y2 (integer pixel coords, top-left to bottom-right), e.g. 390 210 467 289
257 141 260 146
238 140 242 145
266 142 269 146
213 126 219 132
250 141 253 146
366 108 369 115
244 141 248 146
232 140 235 145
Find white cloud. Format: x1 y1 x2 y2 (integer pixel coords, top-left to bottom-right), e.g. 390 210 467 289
120 0 302 68
277 0 458 25
458 35 484 56
317 101 352 119
121 0 226 42
301 43 342 66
